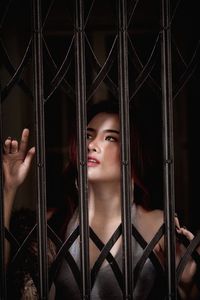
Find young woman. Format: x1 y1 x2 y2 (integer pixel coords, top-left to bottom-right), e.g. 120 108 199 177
2 100 200 299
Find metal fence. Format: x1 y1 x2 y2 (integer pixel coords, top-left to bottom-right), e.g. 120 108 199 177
0 0 200 299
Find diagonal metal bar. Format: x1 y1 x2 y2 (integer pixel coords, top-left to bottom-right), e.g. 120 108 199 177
46 36 75 101
43 38 75 102
0 39 33 101
118 0 133 298
42 0 55 29
32 0 48 298
8 224 37 266
170 0 182 24
130 34 160 100
0 38 33 101
161 0 177 299
173 40 200 100
5 228 20 251
87 36 118 101
85 35 118 100
128 34 161 100
75 0 90 299
50 37 75 87
127 0 140 27
84 0 95 28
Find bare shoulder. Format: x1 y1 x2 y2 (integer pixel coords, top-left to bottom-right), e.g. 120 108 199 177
136 205 164 226
147 208 164 226
134 205 164 243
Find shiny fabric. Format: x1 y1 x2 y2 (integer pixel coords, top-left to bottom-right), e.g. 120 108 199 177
54 209 165 300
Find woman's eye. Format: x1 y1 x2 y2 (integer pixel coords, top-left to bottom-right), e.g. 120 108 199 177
105 136 117 142
87 133 92 140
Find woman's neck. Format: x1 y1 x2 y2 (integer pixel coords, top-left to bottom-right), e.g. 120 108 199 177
88 181 121 220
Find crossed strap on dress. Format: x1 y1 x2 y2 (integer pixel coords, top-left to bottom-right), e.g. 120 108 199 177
6 222 200 294
48 223 165 292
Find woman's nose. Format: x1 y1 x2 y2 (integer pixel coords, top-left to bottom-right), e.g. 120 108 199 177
88 139 99 152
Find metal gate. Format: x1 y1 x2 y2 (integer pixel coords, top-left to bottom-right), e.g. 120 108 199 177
0 0 200 299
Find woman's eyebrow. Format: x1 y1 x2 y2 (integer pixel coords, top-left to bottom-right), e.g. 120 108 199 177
104 129 119 134
87 127 95 132
87 127 119 134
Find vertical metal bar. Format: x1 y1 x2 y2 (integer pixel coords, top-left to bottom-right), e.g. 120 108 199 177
0 87 7 299
118 1 133 299
32 0 48 299
75 1 90 299
161 0 177 299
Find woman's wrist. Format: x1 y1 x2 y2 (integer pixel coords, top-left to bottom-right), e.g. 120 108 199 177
3 186 17 228
3 182 18 197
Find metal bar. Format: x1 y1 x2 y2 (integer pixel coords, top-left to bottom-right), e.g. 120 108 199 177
75 1 90 299
0 86 7 299
118 0 133 299
161 0 177 299
32 0 48 298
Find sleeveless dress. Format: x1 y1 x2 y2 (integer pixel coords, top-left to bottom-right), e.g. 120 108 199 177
53 207 165 300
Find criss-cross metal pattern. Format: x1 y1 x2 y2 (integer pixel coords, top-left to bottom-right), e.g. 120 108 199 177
0 0 200 299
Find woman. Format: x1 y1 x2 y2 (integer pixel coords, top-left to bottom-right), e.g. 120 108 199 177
2 100 200 299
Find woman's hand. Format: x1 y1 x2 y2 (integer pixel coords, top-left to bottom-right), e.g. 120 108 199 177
175 217 200 299
3 128 35 193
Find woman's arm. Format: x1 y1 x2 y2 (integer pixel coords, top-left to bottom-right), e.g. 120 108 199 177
175 220 200 300
3 128 35 226
2 128 35 264
154 214 200 299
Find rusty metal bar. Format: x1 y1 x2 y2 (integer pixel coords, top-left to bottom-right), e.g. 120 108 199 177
161 0 177 299
75 0 90 299
32 0 48 298
118 0 133 299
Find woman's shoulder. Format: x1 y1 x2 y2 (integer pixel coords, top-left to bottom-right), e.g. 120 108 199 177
146 207 164 224
133 204 164 243
135 204 164 223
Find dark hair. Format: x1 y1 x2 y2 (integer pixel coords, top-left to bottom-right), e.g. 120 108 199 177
88 100 150 206
50 99 153 238
87 99 119 122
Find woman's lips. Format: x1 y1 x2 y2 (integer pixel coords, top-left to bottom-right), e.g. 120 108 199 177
87 156 100 167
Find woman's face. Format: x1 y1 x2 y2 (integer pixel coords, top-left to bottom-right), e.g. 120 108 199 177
87 112 121 183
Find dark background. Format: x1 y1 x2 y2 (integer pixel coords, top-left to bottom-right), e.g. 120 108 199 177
0 0 199 232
